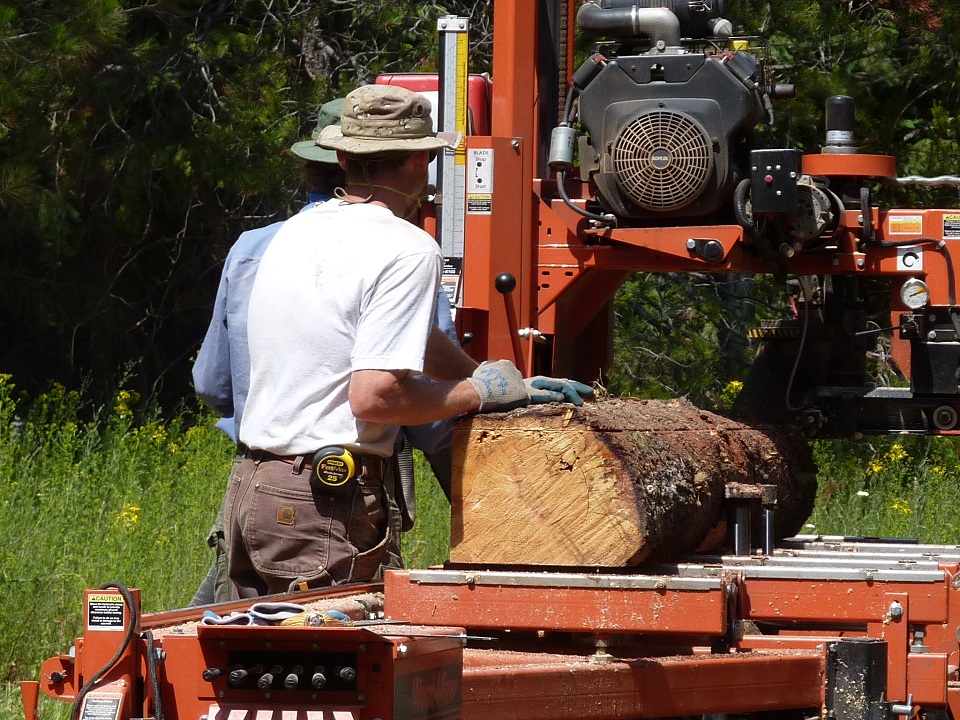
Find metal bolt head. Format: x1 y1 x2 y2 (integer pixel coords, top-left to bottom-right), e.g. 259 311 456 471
889 601 904 618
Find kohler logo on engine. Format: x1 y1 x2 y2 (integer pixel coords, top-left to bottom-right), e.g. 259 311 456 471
650 149 671 169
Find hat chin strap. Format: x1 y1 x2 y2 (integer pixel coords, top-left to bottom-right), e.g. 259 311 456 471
369 183 426 221
335 181 426 222
336 157 428 221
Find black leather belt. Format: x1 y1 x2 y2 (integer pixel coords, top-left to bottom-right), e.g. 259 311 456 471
246 448 386 480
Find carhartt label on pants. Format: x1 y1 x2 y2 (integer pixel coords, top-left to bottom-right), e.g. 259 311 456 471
277 507 296 525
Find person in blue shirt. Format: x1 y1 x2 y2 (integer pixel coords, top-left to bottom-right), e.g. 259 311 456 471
191 98 350 605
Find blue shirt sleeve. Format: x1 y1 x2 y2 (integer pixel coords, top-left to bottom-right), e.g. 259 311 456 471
193 222 285 441
400 287 459 453
193 260 235 420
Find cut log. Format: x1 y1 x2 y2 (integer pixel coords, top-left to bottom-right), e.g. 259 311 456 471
450 397 818 566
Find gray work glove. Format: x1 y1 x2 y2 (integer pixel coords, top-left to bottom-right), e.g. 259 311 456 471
468 360 595 413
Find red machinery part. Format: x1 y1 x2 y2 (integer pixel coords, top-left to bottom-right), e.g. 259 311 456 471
31 538 960 720
801 152 898 178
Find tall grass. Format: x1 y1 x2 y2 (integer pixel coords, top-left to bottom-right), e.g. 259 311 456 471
3 376 960 720
0 376 234 677
0 375 452 719
807 435 960 542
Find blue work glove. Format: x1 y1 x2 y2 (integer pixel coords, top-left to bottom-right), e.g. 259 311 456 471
524 376 595 406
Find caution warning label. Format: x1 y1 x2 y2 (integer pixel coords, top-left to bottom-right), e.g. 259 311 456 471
87 594 125 632
944 214 960 239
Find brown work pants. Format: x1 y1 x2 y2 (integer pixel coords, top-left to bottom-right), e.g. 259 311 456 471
224 455 390 598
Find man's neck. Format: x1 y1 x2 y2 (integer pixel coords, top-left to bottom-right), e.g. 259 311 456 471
342 184 409 218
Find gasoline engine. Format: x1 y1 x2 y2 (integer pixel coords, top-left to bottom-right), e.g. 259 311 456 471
551 0 795 224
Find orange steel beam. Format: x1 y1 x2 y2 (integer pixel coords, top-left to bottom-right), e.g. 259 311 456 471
741 577 949 624
479 0 539 369
460 649 824 720
384 570 728 635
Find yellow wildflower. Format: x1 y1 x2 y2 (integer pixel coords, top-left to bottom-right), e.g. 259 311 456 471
113 389 141 419
890 498 913 516
885 443 909 463
114 504 141 531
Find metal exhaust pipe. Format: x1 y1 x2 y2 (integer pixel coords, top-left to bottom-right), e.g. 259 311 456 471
577 2 682 47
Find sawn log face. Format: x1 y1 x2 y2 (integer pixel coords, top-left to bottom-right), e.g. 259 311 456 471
450 398 818 566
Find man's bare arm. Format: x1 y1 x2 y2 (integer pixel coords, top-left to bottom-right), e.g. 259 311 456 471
349 368 480 426
424 325 479 380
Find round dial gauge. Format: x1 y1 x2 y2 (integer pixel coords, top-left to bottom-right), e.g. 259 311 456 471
900 277 930 310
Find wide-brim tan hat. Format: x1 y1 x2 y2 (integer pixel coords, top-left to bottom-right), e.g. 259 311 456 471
316 85 461 155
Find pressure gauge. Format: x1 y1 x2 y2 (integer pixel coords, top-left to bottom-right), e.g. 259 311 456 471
900 277 930 310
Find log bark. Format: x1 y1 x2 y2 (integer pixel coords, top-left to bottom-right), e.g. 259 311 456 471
450 397 818 566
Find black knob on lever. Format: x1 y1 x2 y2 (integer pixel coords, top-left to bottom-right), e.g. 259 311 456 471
495 273 516 294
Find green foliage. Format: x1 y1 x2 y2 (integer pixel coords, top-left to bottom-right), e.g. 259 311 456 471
808 435 960 542
0 1 491 410
738 0 960 169
0 377 448 702
607 273 785 408
401 455 452 568
0 375 235 686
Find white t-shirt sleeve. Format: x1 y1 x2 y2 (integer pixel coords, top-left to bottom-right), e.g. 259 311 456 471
351 248 441 373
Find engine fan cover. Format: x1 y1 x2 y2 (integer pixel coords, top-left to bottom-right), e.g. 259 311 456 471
578 53 769 222
613 110 714 212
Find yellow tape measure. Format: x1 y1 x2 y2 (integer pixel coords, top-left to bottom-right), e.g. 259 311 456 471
310 446 356 491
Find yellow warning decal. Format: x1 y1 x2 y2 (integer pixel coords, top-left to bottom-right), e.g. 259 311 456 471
944 214 960 240
888 215 923 235
88 594 124 603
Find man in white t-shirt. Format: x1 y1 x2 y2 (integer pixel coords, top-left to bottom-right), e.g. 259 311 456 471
225 85 594 597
